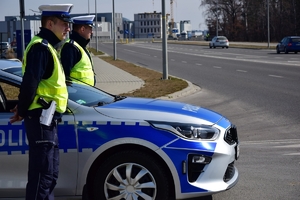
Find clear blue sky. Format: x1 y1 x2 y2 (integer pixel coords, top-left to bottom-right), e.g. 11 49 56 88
0 0 207 30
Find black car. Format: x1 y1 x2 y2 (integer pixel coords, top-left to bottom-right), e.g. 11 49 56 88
276 36 300 54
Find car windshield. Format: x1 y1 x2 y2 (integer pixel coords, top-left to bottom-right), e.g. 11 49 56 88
66 80 115 106
218 37 227 40
2 67 117 107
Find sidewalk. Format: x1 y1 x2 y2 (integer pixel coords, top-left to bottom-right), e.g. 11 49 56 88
92 54 201 99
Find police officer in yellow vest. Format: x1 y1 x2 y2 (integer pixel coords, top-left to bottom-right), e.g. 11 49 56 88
60 15 95 86
9 4 72 200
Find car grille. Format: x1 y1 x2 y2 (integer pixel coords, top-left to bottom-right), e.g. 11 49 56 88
223 162 235 182
224 125 238 145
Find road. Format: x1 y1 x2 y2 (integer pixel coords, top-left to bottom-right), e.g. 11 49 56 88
96 41 300 200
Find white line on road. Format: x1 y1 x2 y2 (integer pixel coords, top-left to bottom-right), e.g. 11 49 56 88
196 63 202 66
170 59 175 61
241 139 300 145
182 61 187 63
236 70 247 73
213 66 222 69
268 74 283 78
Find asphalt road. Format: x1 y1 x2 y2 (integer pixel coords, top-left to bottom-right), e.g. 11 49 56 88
95 41 300 200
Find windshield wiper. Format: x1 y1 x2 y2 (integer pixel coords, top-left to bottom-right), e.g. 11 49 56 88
114 95 126 101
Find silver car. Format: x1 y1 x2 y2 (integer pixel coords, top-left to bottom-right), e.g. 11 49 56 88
209 36 229 49
0 59 239 200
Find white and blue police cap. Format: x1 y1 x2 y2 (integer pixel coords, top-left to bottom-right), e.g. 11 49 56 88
38 4 73 23
72 15 95 27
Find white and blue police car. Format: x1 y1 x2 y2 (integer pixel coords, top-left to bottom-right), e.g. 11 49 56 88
0 59 239 200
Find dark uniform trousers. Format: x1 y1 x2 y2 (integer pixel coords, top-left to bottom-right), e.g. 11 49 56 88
24 115 59 200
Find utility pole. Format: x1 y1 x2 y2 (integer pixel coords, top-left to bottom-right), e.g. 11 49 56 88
162 0 168 80
19 0 25 58
267 0 270 48
112 0 117 60
216 0 218 37
95 0 98 52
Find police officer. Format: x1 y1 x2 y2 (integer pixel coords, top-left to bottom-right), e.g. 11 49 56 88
60 15 96 86
9 4 73 200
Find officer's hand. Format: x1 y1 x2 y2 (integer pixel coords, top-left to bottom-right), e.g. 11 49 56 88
9 105 23 124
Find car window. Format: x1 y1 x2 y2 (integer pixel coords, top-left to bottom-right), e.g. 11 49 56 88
218 36 227 40
0 82 19 100
291 38 300 42
2 67 116 107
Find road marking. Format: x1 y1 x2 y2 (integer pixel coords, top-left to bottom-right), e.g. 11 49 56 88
213 66 222 69
268 74 283 78
236 70 247 73
241 139 300 145
129 44 299 66
182 61 187 63
196 63 202 66
288 61 300 63
170 59 175 61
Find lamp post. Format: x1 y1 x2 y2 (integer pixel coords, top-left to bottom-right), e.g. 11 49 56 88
95 0 98 52
112 0 117 60
161 0 168 80
267 0 270 48
216 0 218 37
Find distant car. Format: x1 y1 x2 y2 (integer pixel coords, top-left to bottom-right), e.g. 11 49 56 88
276 36 300 54
0 60 239 199
209 36 229 49
0 42 10 52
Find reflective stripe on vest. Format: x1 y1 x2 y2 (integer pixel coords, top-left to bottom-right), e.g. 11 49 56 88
64 39 94 86
22 36 68 113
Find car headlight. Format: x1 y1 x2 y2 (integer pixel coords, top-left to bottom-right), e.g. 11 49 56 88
148 121 220 140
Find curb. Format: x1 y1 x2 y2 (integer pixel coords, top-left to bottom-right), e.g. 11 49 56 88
157 80 201 100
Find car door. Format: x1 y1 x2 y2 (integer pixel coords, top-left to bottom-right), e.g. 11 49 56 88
0 81 29 197
0 80 78 197
279 37 287 51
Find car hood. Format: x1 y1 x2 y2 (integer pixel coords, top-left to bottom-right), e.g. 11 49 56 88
95 97 225 124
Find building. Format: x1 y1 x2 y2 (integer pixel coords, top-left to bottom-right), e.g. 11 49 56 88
134 11 164 38
123 18 134 39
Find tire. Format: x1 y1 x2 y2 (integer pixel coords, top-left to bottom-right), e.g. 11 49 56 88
213 44 216 48
276 47 280 54
92 150 171 200
226 46 229 49
284 47 288 54
295 52 298 54
209 45 212 49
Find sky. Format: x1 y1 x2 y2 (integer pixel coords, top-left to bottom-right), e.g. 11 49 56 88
0 0 207 30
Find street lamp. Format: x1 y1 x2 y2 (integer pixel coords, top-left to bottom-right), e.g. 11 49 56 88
267 0 270 48
216 0 218 37
95 0 98 52
112 0 117 60
267 0 279 48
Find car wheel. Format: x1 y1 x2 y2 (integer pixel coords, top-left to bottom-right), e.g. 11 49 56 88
222 47 224 48
284 47 288 54
92 150 171 200
209 45 212 49
295 52 298 54
276 47 280 54
213 44 216 48
226 46 229 49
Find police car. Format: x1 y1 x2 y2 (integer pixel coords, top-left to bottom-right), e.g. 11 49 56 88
0 59 239 199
